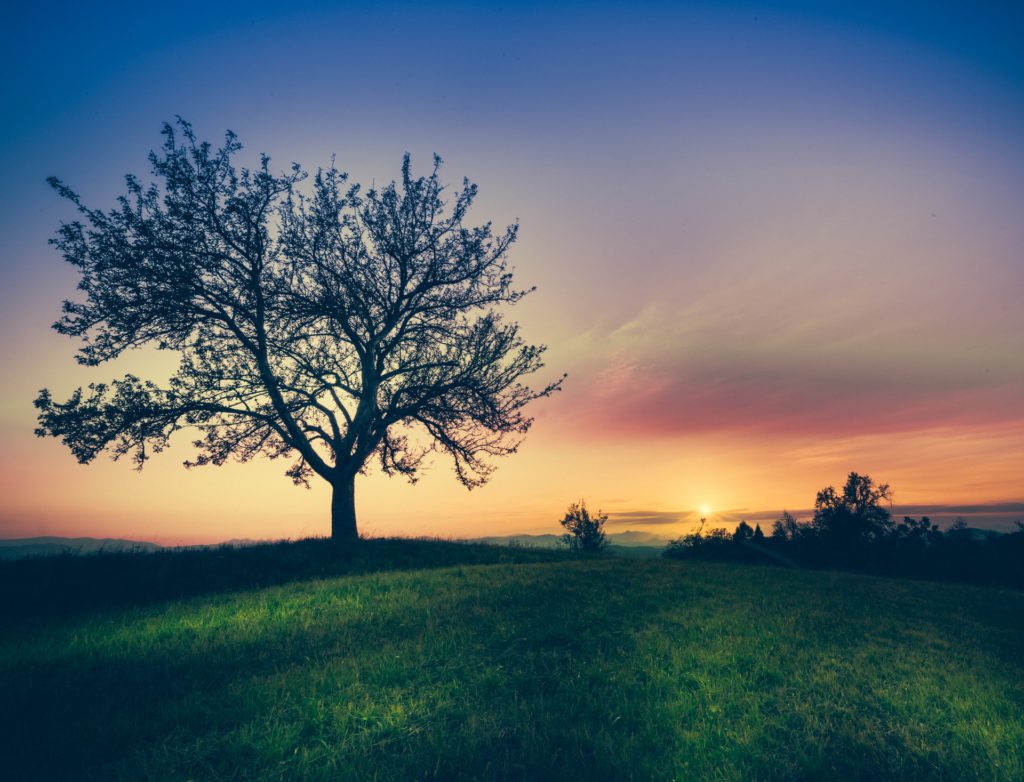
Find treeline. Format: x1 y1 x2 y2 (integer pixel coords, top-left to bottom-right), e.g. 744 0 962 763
663 473 1024 588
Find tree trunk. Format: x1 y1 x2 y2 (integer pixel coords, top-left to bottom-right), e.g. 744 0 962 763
331 475 359 544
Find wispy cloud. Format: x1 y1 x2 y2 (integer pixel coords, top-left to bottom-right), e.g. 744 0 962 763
606 510 690 526
547 298 1024 441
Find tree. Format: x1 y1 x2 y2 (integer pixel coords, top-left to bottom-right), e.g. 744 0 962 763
771 510 801 541
35 119 563 544
663 516 706 558
812 472 892 545
559 500 609 553
893 515 941 546
733 520 754 542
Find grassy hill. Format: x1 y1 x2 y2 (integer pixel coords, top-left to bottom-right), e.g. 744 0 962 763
1 542 1021 780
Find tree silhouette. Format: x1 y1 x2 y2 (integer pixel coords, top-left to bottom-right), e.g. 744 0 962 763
812 472 892 546
771 510 801 541
559 501 609 553
733 520 754 542
35 119 563 544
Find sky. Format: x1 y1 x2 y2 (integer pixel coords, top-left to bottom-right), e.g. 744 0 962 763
1 1 1022 543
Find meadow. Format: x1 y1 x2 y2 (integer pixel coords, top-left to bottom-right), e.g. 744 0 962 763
1 541 1022 780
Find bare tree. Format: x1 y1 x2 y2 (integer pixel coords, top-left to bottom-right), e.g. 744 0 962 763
35 119 563 544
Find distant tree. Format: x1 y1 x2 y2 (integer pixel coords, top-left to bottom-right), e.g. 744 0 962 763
733 520 754 542
893 516 941 546
663 517 706 557
942 519 974 544
771 510 802 541
559 501 609 553
35 119 563 545
663 480 1023 587
812 472 892 545
946 517 972 541
664 536 696 557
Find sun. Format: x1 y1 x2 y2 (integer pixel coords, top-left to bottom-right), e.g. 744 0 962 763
699 504 712 517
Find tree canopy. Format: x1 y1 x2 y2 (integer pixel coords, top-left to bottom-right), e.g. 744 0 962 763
812 471 893 544
36 119 563 542
559 501 609 553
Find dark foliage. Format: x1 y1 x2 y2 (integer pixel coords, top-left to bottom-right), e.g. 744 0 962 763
812 472 893 554
665 472 1024 588
559 500 609 552
771 510 801 541
733 520 754 541
664 523 768 565
36 119 563 541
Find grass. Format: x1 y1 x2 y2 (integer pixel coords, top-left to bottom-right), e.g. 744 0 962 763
1 542 1022 780
0 537 566 624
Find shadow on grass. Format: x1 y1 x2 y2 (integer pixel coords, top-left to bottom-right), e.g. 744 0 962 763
0 561 652 781
4 560 1019 780
0 536 569 628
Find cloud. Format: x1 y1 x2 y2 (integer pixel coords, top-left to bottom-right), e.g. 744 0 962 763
900 502 1024 515
606 510 691 526
546 298 1024 441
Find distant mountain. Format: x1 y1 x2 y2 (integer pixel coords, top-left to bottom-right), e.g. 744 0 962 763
0 536 162 560
0 536 282 560
606 530 672 546
217 539 267 548
473 534 563 549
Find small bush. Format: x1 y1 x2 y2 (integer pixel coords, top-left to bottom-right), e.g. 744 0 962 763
559 500 609 553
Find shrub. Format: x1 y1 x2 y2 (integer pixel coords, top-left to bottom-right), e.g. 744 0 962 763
559 500 609 553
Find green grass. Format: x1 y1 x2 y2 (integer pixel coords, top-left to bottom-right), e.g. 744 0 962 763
1 549 1022 780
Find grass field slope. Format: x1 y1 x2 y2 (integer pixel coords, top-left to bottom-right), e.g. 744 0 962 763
1 544 1022 780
